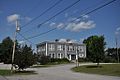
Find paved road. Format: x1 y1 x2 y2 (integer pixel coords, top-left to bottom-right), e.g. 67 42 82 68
3 63 120 80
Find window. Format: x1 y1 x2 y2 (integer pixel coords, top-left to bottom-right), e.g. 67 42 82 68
57 45 64 51
38 46 45 51
68 46 73 51
48 44 55 51
78 46 84 52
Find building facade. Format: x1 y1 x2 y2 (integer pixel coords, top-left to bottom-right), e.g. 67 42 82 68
36 40 86 60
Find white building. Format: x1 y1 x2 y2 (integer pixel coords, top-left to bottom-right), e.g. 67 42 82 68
37 39 86 60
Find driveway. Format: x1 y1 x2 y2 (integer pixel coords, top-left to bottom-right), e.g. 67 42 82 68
1 63 120 80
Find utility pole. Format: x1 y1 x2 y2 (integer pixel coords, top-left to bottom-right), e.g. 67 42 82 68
11 19 20 73
115 33 119 63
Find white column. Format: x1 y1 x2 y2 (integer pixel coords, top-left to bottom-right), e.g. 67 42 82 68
69 54 71 60
76 54 78 60
46 43 48 56
76 46 78 60
65 44 67 58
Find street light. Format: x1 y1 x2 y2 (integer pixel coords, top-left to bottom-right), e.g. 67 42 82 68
11 19 20 73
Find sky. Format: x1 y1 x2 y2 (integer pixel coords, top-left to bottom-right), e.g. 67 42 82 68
0 0 120 50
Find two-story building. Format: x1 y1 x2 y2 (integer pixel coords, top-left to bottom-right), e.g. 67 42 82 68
36 40 86 60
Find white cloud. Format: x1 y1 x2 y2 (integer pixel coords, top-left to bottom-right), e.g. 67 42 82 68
82 15 89 19
117 27 120 31
50 22 56 27
115 27 120 35
65 20 95 32
7 14 20 23
58 38 77 43
59 39 67 42
24 16 32 21
56 23 64 29
18 41 25 44
7 14 32 25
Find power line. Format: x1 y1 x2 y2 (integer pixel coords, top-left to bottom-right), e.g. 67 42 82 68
26 28 58 40
19 0 117 42
37 0 81 28
21 0 81 34
21 0 63 29
18 32 35 45
76 0 117 20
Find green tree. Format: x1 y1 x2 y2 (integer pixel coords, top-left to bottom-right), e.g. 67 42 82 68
105 48 120 63
14 44 35 70
83 35 106 66
0 37 13 64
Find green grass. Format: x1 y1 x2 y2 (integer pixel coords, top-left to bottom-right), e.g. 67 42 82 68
0 69 11 76
71 64 120 77
0 69 37 76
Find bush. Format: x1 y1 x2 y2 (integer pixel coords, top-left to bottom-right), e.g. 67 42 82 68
78 58 89 62
39 55 50 65
103 56 117 63
50 58 70 64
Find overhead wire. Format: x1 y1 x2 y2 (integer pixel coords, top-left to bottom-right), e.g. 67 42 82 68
21 0 63 29
21 0 81 34
19 0 117 41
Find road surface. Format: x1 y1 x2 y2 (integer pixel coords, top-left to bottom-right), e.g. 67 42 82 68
3 63 119 80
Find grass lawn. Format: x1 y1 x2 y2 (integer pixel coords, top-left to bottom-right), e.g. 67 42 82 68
0 69 37 76
71 64 120 77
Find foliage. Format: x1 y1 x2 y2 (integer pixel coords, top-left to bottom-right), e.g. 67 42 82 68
78 58 89 62
50 58 70 64
105 48 120 63
0 37 13 64
0 37 35 70
38 54 51 65
14 45 35 70
83 35 106 66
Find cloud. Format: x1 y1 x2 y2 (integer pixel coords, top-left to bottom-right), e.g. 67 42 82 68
117 27 120 31
18 41 25 44
7 14 20 23
115 27 120 35
23 16 32 21
56 23 64 29
59 39 67 42
50 22 56 27
82 15 89 19
7 14 32 25
58 38 77 43
65 20 95 32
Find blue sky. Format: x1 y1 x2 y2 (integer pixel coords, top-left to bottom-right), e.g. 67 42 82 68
0 0 120 49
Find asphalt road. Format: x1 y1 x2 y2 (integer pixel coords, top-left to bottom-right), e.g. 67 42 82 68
2 63 119 80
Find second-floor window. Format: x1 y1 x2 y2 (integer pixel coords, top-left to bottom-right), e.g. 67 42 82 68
38 46 45 51
57 45 64 51
68 46 73 51
48 44 55 51
78 46 84 52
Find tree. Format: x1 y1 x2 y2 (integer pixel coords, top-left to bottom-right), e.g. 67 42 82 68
0 37 13 64
83 35 106 66
14 44 35 70
105 48 120 62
